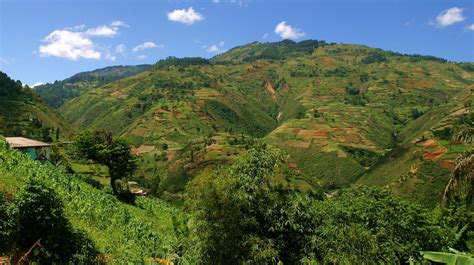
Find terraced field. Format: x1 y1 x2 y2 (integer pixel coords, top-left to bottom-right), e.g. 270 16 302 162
59 40 473 204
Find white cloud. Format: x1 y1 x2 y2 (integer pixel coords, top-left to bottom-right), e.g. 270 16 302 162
31 82 44 88
212 0 220 3
137 55 147 60
133 42 160 52
38 21 128 61
115 44 126 54
274 21 305 40
39 30 101 60
207 44 219 52
204 41 224 53
85 25 118 37
167 7 204 25
466 24 474 31
85 21 127 37
435 7 465 27
111 20 128 28
262 33 268 39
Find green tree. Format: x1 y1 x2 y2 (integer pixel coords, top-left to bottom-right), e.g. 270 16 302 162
73 130 137 195
185 144 453 264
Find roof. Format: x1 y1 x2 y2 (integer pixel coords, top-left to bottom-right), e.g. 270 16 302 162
5 137 51 148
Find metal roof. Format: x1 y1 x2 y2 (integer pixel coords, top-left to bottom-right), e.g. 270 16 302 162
5 137 51 148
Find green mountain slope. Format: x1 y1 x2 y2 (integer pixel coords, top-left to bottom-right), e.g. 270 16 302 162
35 65 151 108
0 71 71 140
59 40 474 204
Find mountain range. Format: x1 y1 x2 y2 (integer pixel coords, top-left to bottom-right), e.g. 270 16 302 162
2 39 473 206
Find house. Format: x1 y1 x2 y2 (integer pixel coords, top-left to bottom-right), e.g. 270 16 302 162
5 137 51 160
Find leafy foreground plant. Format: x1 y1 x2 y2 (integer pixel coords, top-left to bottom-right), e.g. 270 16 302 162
0 138 186 263
184 142 457 264
421 249 474 265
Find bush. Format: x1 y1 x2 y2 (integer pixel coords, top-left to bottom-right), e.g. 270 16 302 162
4 179 98 263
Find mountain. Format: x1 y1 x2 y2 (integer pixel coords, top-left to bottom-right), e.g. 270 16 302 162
59 40 473 205
0 71 71 141
35 65 152 108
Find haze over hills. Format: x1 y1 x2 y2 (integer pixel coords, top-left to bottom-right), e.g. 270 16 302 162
54 39 473 205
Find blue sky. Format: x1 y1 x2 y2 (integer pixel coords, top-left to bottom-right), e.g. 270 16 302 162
0 0 473 86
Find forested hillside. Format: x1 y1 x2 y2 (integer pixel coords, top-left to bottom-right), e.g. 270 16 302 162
59 40 473 205
0 71 71 140
35 65 151 108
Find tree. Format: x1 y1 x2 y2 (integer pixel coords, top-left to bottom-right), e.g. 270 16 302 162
73 130 137 195
184 143 451 264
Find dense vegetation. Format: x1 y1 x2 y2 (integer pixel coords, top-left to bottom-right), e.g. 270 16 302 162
1 138 471 263
35 65 151 108
1 39 473 263
56 40 473 206
0 71 69 140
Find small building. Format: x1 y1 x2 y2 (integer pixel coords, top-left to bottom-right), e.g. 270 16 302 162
5 137 51 160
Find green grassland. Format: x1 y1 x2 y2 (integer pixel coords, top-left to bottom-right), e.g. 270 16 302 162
56 40 473 204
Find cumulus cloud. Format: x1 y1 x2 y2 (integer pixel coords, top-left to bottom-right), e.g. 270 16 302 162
274 21 305 40
435 7 465 27
262 33 268 39
31 82 44 88
39 30 101 60
132 42 160 52
167 7 204 25
38 21 127 61
466 24 474 31
204 41 224 53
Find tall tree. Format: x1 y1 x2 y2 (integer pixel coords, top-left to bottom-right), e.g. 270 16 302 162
73 130 137 195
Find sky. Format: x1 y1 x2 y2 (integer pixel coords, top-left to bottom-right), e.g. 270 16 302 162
0 0 473 87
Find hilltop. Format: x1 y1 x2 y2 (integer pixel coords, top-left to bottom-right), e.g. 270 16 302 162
58 40 473 205
35 65 151 108
0 71 71 140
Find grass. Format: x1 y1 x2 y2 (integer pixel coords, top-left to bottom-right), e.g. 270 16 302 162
0 140 187 263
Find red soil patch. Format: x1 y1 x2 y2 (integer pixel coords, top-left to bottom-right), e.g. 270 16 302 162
420 139 437 147
319 57 336 67
288 162 298 170
440 160 455 170
423 147 447 160
338 136 348 142
264 80 277 100
303 90 313 95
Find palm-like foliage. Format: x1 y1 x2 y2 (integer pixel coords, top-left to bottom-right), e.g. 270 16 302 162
452 125 474 145
443 126 474 205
